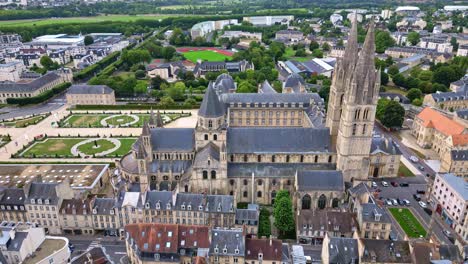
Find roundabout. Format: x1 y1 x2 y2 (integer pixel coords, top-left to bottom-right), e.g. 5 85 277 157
100 114 140 127
71 138 121 157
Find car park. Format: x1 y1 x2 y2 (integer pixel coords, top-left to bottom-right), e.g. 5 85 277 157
419 201 427 208
403 199 410 206
382 181 389 187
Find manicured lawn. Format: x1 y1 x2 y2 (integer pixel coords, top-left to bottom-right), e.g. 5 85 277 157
382 86 408 96
182 50 232 63
20 138 136 158
77 139 117 155
1 115 47 128
398 163 415 177
61 113 187 128
0 14 171 27
389 208 426 238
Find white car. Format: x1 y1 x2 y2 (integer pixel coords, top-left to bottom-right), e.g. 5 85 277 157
403 199 411 206
382 181 389 187
392 199 398 206
372 182 377 188
419 201 427 208
385 199 392 206
410 156 419 163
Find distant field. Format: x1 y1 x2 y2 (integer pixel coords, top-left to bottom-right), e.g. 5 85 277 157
0 14 170 27
182 50 232 63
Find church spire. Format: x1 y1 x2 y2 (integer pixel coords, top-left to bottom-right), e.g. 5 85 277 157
156 110 164 127
342 12 359 69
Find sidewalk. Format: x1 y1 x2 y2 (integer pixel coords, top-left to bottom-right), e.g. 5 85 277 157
399 130 439 160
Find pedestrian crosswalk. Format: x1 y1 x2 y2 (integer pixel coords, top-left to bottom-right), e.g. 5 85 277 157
86 241 100 251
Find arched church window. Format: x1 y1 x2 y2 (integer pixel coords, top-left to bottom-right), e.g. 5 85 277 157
243 155 248 162
213 134 218 141
362 124 367 135
340 94 344 106
202 171 208 179
163 175 169 181
211 170 216 179
258 179 262 186
230 155 234 162
151 175 157 182
300 155 304 163
354 108 360 120
352 124 357 136
229 180 235 186
272 155 276 163
286 155 290 163
332 198 339 208
328 156 332 163
315 155 318 163
257 191 262 198
243 191 248 197
257 155 261 162
175 175 180 181
302 194 311 210
318 194 326 209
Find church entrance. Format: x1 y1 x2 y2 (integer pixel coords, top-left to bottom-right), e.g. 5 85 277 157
373 167 379 177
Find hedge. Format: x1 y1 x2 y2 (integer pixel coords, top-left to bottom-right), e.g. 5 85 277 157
73 51 120 81
73 103 200 110
7 82 71 106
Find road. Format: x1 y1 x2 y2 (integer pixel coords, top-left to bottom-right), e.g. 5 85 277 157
0 95 66 120
68 236 126 263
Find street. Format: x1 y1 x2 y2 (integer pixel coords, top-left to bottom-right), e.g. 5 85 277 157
68 236 126 263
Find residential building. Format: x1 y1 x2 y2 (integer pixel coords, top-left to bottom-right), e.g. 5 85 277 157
0 71 68 104
430 173 468 239
457 44 468 57
66 84 116 105
411 107 468 165
191 19 238 39
369 136 402 178
193 60 253 77
0 222 70 264
419 36 453 53
358 239 412 263
0 61 26 82
450 76 468 93
275 30 304 42
356 203 392 240
441 149 468 177
92 197 119 236
245 238 282 264
321 234 359 264
59 198 94 235
125 223 210 264
0 188 27 223
0 33 22 46
220 31 262 40
234 204 259 236
209 228 245 264
424 85 468 111
242 16 294 26
297 210 357 245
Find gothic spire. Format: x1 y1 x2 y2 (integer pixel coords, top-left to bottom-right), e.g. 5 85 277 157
142 121 150 136
198 82 224 118
149 108 155 126
136 141 146 159
156 110 164 128
342 12 359 69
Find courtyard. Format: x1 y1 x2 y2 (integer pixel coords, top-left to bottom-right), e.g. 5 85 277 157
389 207 427 238
18 137 136 158
59 112 189 128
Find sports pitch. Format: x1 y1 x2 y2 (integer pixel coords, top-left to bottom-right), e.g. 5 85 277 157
182 50 232 63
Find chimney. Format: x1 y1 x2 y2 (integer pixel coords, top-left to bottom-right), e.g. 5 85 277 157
269 237 272 246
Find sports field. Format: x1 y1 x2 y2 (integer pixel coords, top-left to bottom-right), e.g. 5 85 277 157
0 14 170 27
182 50 232 63
19 138 136 158
389 208 426 238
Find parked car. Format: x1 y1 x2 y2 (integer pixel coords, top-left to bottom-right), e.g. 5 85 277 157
416 190 426 194
391 181 398 187
392 199 398 206
424 208 432 216
419 201 427 208
400 182 409 187
413 194 421 201
403 199 411 206
372 181 377 188
443 230 451 237
385 199 392 206
398 199 405 206
382 181 389 187
410 156 419 163
419 166 425 171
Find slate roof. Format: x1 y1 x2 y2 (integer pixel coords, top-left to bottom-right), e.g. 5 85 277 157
258 80 277 94
67 84 114 94
175 193 203 210
209 228 245 256
221 93 322 106
198 83 225 118
148 160 192 174
451 149 468 161
227 163 336 178
226 127 332 153
430 87 468 102
25 182 59 205
379 92 411 104
0 72 61 93
439 173 468 200
150 128 195 151
296 171 344 191
92 198 116 215
245 238 282 261
193 143 220 167
214 73 236 94
370 137 402 155
235 208 259 225
455 109 468 120
0 188 25 207
284 73 306 93
174 193 234 213
6 231 27 251
348 182 370 197
297 210 357 235
206 195 234 213
60 198 92 215
360 239 412 263
144 191 173 209
327 237 359 264
361 203 392 224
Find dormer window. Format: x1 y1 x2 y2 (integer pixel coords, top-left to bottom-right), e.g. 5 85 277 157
199 205 203 211
145 202 150 209
235 248 239 254
214 246 219 253
259 253 263 260
156 202 161 210
181 204 186 210
166 203 171 210
187 205 192 210
223 247 228 254
44 199 49 205
37 199 42 204
93 208 97 214
217 204 221 212
110 209 114 215
154 253 160 260
30 199 35 204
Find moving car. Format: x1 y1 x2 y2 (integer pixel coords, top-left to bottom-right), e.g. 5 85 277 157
382 181 389 187
443 230 451 237
418 201 427 208
410 156 419 163
419 166 425 171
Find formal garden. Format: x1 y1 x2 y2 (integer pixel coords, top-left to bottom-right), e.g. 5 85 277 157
0 114 49 128
389 208 427 238
0 135 11 148
58 111 190 128
16 137 136 158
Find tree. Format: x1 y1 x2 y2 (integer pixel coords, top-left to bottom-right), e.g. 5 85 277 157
167 82 186 101
309 40 319 51
407 88 422 102
412 98 422 106
318 85 330 103
432 83 447 92
295 49 307 57
135 70 146 79
183 97 197 108
375 31 396 53
159 96 175 107
407 32 420 45
273 191 294 236
84 35 94 46
376 99 405 128
312 49 323 58
237 80 256 93
392 73 406 88
322 42 331 51
433 66 458 86
40 55 54 70
387 65 399 76
162 46 176 60
418 70 433 82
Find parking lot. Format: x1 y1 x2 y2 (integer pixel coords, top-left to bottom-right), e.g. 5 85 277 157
370 177 453 244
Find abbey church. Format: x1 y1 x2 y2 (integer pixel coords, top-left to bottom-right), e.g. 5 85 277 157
117 20 401 207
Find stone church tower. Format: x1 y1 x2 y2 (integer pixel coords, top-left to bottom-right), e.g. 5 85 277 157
328 20 380 182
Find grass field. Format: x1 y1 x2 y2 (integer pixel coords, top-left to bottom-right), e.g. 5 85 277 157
20 138 136 158
389 208 426 238
0 115 47 128
182 50 232 63
0 14 170 27
60 113 186 128
398 163 415 177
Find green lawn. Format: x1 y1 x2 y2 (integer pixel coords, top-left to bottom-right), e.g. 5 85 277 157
410 148 426 159
382 86 408 96
1 115 47 128
20 138 136 158
0 14 171 27
182 50 232 63
398 163 415 177
389 208 427 238
60 113 187 128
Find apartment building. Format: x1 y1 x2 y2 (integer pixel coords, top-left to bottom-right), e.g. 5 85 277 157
245 238 282 264
59 198 94 235
419 37 453 53
209 228 245 264
66 84 116 105
356 203 392 240
0 61 26 82
0 188 27 224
